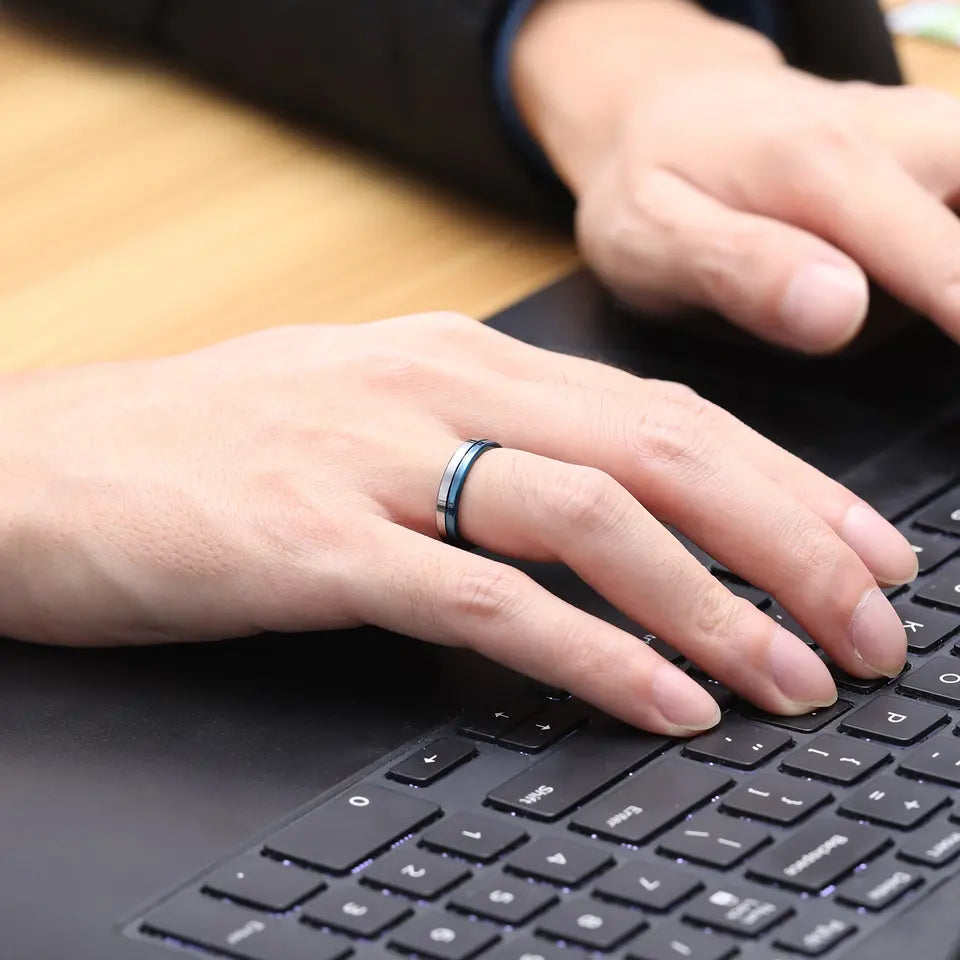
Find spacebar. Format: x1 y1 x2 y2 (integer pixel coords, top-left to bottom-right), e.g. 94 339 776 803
843 868 960 960
486 723 668 821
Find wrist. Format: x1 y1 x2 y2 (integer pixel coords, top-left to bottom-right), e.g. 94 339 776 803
511 0 783 192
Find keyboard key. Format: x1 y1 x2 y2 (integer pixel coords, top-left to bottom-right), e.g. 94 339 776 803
740 700 851 734
683 718 792 770
458 696 543 742
780 734 889 784
486 724 667 821
720 774 831 825
569 758 731 845
142 893 352 960
747 817 889 893
839 774 950 828
506 836 613 887
264 785 440 875
420 813 527 863
896 603 960 653
902 529 958 574
836 856 923 910
389 913 499 960
900 736 960 787
301 887 412 938
536 897 647 951
898 819 960 867
361 849 470 900
628 922 738 960
840 694 948 745
484 934 586 960
765 604 814 644
687 670 738 712
900 657 960 705
498 699 589 752
201 852 326 912
448 872 557 925
593 859 702 912
916 559 960 612
683 881 793 936
914 493 960 537
388 739 477 786
631 627 684 665
657 809 770 869
772 908 856 956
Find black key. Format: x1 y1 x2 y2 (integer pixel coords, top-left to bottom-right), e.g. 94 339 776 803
683 881 793 936
301 887 412 938
486 724 667 821
780 733 889 784
361 848 470 900
201 852 326 912
687 670 738 712
746 816 889 893
448 872 556 925
536 897 647 951
484 935 587 960
631 626 684 665
726 581 770 607
900 657 960 705
900 736 960 786
898 818 960 867
825 658 896 694
836 856 923 910
389 913 499 960
388 739 477 786
914 492 960 537
593 859 702 912
902 530 958 575
498 699 589 752
840 694 947 745
142 893 352 960
839 775 949 828
420 813 527 863
772 908 856 956
458 696 543 742
740 700 851 734
657 809 770 869
720 774 831 825
916 559 960 612
264 785 440 875
765 604 814 644
896 603 960 653
628 922 738 960
683 718 792 770
570 758 731 845
506 836 612 887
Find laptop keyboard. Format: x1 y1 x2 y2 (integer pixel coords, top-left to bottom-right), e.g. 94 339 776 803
134 484 960 960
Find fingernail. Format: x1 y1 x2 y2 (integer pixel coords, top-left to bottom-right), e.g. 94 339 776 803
840 501 918 586
653 666 722 733
768 625 837 708
850 587 907 677
780 263 868 349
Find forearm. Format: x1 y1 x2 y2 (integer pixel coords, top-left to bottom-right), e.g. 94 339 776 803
511 0 783 192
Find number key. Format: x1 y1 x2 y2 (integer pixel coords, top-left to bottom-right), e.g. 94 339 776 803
536 897 647 952
506 836 612 887
361 848 470 899
448 871 556 926
389 913 499 960
301 886 412 937
420 813 527 863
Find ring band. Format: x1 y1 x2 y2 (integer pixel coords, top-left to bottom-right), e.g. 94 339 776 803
435 439 502 549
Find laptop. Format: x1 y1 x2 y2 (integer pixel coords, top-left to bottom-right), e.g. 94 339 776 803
3 270 959 960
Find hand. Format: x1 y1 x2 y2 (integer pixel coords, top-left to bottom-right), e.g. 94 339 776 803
512 0 960 353
0 314 916 734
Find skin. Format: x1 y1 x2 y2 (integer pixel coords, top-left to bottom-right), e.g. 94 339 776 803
0 315 917 734
511 0 960 352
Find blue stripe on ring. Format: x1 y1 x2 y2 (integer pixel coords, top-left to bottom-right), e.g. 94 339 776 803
443 440 502 548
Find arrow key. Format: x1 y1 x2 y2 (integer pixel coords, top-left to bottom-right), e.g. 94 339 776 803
593 858 703 912
388 738 477 786
420 813 527 863
497 699 589 752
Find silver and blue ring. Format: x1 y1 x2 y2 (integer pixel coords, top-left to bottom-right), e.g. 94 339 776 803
435 439 502 548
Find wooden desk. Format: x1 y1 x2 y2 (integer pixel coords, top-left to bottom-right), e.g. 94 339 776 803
0 7 955 371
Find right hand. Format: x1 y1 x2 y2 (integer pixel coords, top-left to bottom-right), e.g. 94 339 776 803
0 313 916 733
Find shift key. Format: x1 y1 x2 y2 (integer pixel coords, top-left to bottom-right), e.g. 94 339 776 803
486 725 667 821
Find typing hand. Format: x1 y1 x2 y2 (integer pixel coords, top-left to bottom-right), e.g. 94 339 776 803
0 314 916 733
512 0 960 353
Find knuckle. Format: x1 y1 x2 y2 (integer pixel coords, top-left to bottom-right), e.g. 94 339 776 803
545 466 625 532
630 399 712 475
777 513 840 582
693 586 748 644
782 116 867 190
448 565 528 624
354 349 446 393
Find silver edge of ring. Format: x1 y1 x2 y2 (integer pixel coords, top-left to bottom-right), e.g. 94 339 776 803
436 440 483 539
